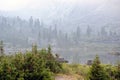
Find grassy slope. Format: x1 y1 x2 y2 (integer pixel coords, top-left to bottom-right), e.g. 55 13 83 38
55 63 116 80
55 63 90 80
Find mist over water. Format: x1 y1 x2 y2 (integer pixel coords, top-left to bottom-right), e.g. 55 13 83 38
53 42 120 64
0 0 120 64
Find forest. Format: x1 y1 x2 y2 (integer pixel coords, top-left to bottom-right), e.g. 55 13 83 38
0 16 120 64
0 16 120 48
0 0 120 80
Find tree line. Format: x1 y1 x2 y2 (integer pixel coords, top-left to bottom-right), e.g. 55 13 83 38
0 16 120 48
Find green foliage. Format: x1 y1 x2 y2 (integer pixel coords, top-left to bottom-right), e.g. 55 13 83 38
32 44 37 54
46 60 62 73
89 55 109 80
62 63 89 77
0 40 4 56
115 63 120 80
48 45 52 54
39 46 63 73
103 64 116 80
103 63 120 80
0 45 63 80
61 63 73 74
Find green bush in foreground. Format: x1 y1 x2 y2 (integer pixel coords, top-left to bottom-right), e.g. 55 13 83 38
89 55 109 80
0 45 62 80
115 63 120 80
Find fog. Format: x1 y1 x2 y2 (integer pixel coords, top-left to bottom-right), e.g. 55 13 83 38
0 0 120 64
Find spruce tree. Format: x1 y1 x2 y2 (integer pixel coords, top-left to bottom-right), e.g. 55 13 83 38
115 63 120 80
32 44 37 54
48 45 52 54
89 55 108 80
0 41 4 56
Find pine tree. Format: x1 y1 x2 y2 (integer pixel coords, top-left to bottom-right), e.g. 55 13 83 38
29 16 33 27
101 27 107 37
89 55 108 80
76 26 81 38
0 40 4 56
115 63 120 80
86 26 92 37
32 44 37 54
48 45 52 54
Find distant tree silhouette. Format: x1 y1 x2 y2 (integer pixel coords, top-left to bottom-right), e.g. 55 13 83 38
34 18 40 28
86 26 92 37
76 26 81 38
75 26 81 42
29 16 33 27
101 27 107 37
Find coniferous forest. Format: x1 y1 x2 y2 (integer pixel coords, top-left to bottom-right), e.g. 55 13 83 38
0 0 120 80
0 16 120 48
0 16 120 64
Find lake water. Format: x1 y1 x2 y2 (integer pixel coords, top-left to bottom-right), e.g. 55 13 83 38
53 42 120 64
5 42 120 65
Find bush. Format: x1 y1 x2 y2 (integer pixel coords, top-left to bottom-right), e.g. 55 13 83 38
89 55 109 80
39 47 63 73
0 45 62 80
115 63 120 80
62 63 74 74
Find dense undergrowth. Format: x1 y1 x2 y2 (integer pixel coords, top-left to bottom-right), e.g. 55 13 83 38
0 45 62 80
0 44 120 80
61 57 120 80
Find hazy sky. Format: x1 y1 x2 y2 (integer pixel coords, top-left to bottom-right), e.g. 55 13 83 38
0 0 105 11
0 0 120 31
0 0 119 25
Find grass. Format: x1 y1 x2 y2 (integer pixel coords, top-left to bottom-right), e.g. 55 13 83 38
56 63 118 80
57 63 90 80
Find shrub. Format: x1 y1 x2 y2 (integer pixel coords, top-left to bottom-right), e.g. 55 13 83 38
115 63 120 80
89 55 109 80
0 46 57 80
